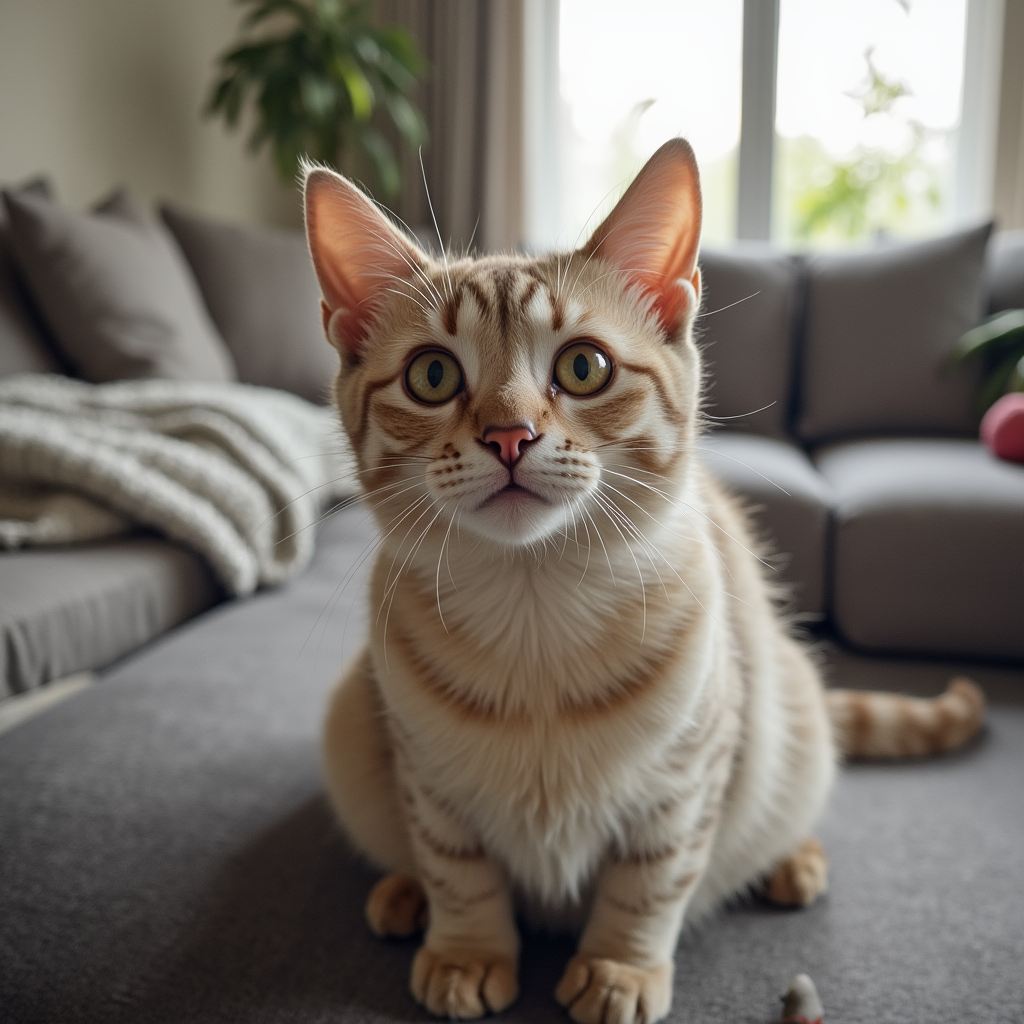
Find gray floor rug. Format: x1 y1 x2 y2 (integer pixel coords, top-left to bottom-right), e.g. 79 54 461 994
1 508 1022 1023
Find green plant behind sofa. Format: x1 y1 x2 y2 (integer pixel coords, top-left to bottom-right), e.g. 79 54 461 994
952 309 1024 411
206 0 427 199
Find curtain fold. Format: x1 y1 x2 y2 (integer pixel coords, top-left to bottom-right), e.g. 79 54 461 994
376 0 525 253
994 0 1024 230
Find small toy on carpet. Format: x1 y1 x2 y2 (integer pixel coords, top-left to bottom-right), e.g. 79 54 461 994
781 973 824 1024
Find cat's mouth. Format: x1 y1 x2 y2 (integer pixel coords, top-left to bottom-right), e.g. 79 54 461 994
478 481 548 510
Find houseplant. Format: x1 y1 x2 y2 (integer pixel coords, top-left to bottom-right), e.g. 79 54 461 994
207 0 427 199
952 308 1024 411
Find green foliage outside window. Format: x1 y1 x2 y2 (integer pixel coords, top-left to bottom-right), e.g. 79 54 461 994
206 0 428 199
777 51 945 246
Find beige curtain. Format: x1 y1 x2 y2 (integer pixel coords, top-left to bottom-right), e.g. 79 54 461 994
994 0 1024 230
376 0 525 253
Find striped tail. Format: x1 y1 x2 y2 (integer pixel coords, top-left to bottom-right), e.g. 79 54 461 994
826 678 986 759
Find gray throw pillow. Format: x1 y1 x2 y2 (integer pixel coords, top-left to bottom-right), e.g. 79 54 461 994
161 204 336 404
986 229 1024 314
797 223 992 443
0 178 63 377
2 187 236 383
697 246 798 439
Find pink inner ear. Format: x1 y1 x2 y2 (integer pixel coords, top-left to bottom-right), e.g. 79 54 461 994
305 168 425 354
582 139 703 333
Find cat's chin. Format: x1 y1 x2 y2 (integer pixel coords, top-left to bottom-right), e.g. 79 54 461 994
465 485 564 547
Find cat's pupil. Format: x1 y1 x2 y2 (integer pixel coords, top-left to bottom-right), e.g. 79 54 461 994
573 353 590 381
427 359 444 388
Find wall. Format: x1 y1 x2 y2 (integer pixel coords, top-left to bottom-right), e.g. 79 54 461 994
0 0 301 227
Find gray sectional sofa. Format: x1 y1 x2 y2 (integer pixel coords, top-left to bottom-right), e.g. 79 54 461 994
1 186 1023 1024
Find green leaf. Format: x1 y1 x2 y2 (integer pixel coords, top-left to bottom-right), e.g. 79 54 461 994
334 55 373 120
978 349 1024 411
359 128 400 198
384 91 427 148
206 0 426 192
300 74 336 118
954 309 1024 362
377 26 428 77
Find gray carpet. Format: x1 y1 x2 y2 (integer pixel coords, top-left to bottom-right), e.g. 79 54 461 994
1 506 1022 1024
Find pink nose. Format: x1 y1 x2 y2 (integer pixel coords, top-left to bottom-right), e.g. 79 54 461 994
483 425 536 468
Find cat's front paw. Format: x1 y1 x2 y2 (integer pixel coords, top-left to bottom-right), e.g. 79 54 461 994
411 945 518 1018
555 955 672 1024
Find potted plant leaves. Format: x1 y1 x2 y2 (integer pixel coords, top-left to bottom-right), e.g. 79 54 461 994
952 309 1024 411
206 0 428 199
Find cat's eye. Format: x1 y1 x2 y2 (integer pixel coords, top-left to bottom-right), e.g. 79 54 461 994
406 350 463 405
553 341 612 397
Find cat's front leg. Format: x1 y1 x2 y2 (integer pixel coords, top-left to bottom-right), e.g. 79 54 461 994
402 777 519 1019
555 798 722 1024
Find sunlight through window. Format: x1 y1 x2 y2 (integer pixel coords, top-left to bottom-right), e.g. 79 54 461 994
558 0 743 248
774 0 967 247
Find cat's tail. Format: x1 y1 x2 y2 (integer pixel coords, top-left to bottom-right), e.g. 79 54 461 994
826 678 985 759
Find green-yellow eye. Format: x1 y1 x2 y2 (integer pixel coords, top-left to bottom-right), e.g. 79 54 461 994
406 350 463 404
554 341 612 397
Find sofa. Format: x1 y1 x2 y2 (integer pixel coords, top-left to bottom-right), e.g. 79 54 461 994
1 182 1023 1024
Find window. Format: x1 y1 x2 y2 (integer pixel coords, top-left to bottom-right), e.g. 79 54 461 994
554 0 743 248
539 0 994 250
774 0 967 247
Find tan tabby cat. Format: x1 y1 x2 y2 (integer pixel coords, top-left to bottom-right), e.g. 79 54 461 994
306 140 984 1024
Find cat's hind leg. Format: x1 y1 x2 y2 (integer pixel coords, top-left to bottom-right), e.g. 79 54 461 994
763 838 828 907
323 646 422 935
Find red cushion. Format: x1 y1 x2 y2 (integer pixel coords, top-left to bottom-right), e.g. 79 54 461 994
981 393 1024 463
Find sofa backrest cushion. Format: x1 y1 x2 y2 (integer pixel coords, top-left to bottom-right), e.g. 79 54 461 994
0 178 63 377
2 188 236 383
697 246 799 439
161 205 336 405
796 223 991 444
986 229 1024 314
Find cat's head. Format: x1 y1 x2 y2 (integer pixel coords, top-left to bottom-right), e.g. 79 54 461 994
304 139 703 549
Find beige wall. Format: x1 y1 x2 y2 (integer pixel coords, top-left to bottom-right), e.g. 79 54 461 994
0 0 301 227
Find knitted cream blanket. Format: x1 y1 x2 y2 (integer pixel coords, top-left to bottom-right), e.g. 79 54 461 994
0 374 356 596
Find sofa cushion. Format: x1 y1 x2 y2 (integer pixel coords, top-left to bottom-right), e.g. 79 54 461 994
0 178 62 377
815 438 1024 660
161 204 337 405
697 247 799 439
0 534 220 697
986 229 1024 313
797 224 992 443
699 432 833 615
1 187 236 383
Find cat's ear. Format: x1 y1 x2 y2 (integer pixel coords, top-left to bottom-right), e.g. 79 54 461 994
582 138 702 336
304 165 426 357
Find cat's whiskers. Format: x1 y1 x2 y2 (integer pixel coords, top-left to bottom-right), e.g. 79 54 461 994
597 484 719 622
435 508 459 634
580 505 615 586
362 226 446 308
690 444 791 496
366 263 438 312
378 495 437 620
380 500 450 670
419 148 455 303
299 490 429 661
598 464 774 572
589 492 649 641
597 461 741 586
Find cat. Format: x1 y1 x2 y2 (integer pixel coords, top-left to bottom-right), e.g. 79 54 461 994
305 139 984 1024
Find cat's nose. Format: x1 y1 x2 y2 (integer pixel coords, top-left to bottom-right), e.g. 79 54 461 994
482 424 537 468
